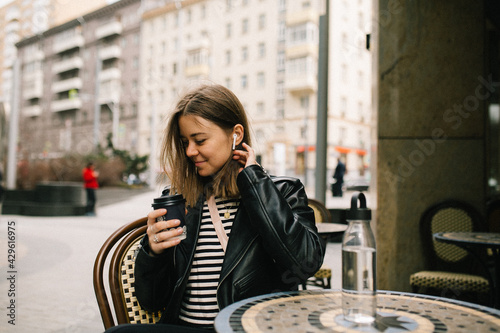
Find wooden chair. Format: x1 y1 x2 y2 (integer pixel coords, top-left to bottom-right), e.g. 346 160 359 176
302 198 332 289
409 200 491 305
93 217 161 330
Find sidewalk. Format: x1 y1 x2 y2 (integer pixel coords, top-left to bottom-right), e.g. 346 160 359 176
0 187 162 333
0 186 344 332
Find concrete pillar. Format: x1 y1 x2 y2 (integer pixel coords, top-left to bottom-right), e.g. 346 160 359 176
376 0 487 291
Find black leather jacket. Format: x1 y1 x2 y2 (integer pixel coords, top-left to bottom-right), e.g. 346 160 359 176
134 165 325 325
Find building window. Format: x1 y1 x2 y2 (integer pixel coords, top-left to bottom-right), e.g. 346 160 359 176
278 21 286 41
226 50 231 65
288 22 316 45
241 75 248 88
226 23 232 38
341 97 347 117
300 96 309 109
342 64 348 82
257 102 264 114
277 81 284 100
241 46 248 62
257 72 265 87
258 42 266 58
258 14 266 30
225 77 231 89
242 18 249 34
277 51 285 71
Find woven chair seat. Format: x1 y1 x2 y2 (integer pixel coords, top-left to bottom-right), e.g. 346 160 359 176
120 237 162 324
314 266 332 279
410 270 490 293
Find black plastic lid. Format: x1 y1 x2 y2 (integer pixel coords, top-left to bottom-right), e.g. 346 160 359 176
346 192 371 220
152 193 185 207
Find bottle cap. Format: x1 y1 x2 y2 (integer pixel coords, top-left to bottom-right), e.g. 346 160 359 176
346 192 371 220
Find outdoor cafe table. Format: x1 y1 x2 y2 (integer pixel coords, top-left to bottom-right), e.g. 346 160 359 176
434 232 500 308
214 289 500 332
315 222 347 238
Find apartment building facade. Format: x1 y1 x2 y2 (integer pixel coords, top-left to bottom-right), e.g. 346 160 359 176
0 0 107 115
140 0 372 182
15 0 142 160
12 0 372 187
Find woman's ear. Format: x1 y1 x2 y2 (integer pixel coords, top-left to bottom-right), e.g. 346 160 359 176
232 124 244 148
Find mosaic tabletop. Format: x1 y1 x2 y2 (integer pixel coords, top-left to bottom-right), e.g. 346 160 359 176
214 290 500 332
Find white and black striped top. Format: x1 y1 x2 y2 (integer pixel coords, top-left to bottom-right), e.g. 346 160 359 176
178 197 239 328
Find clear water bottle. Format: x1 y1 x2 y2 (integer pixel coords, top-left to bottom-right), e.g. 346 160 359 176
342 192 376 324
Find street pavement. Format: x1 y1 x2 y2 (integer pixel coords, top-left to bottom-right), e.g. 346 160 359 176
0 186 372 332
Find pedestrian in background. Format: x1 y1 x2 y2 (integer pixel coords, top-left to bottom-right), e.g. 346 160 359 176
331 157 346 197
82 162 99 216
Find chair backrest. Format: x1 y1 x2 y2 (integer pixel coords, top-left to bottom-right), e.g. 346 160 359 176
308 198 332 223
420 200 485 273
93 217 161 329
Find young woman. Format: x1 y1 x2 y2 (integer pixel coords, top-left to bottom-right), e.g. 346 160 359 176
106 84 324 332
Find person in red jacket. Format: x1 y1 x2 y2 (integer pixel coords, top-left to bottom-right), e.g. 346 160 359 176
82 162 99 216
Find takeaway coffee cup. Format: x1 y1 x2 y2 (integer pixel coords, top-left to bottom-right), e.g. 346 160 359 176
151 191 187 240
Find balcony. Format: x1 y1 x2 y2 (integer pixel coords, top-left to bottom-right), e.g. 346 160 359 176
52 57 83 74
286 43 318 59
286 8 319 26
23 73 43 100
285 72 317 95
23 105 42 117
53 35 84 54
98 45 121 60
95 21 122 40
99 68 121 81
185 64 210 77
51 98 82 112
51 77 83 93
23 50 44 63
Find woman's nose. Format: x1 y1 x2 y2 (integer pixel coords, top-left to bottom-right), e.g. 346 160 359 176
185 142 197 157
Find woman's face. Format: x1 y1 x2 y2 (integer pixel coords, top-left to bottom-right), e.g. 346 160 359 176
179 115 233 177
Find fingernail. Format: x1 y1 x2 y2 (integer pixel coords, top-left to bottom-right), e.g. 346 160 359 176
177 227 184 234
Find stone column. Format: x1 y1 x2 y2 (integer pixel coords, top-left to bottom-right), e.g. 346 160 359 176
376 0 487 291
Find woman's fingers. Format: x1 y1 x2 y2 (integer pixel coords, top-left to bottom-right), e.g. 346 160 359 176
233 143 258 170
146 209 183 255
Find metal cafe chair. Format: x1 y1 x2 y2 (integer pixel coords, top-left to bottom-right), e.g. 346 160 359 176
409 200 491 305
302 198 333 289
93 217 161 330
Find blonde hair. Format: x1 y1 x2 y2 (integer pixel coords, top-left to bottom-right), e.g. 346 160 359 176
160 84 252 206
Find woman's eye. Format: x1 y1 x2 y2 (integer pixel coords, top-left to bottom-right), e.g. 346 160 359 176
196 139 206 145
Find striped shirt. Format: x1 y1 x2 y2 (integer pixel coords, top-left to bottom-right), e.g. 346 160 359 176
179 197 239 328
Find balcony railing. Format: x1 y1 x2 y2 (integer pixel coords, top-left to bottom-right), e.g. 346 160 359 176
51 77 83 93
185 64 210 77
23 105 42 117
53 35 84 54
51 98 82 112
286 8 319 26
23 74 43 100
95 21 122 40
98 45 121 60
284 72 317 94
52 57 83 74
99 68 121 81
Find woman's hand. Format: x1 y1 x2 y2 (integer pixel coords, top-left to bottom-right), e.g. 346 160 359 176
146 209 184 255
233 142 259 172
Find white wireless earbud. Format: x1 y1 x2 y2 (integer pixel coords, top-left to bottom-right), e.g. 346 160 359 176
232 134 237 150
